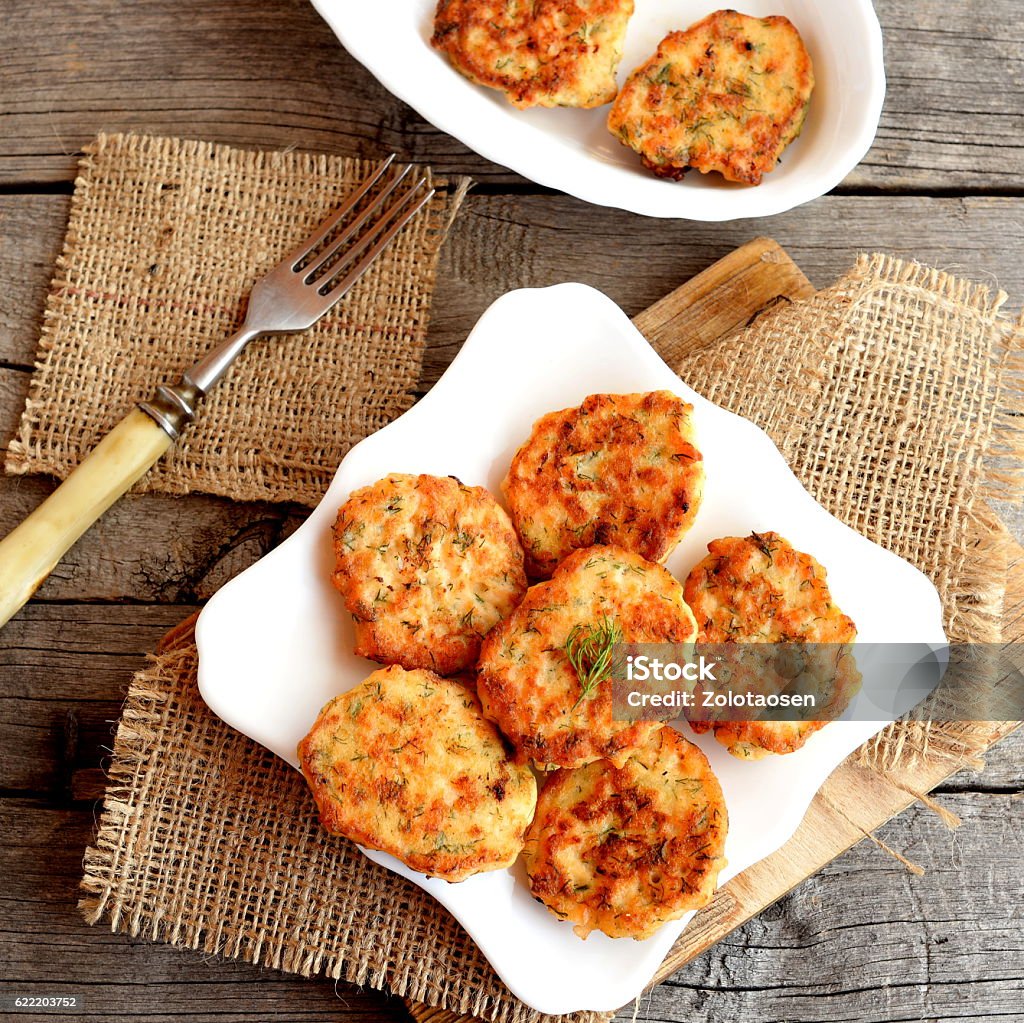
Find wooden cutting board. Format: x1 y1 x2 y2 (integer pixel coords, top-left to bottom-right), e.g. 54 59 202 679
406 239 1024 1023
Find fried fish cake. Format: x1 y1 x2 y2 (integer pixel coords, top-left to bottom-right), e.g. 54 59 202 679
431 0 634 109
332 473 527 676
608 10 814 185
503 391 704 579
476 545 698 769
524 726 727 939
684 532 860 759
298 666 537 881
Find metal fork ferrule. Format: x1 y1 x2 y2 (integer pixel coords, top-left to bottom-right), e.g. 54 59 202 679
139 380 203 440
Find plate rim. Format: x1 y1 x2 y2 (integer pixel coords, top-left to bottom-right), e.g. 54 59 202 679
196 281 946 1014
311 0 887 220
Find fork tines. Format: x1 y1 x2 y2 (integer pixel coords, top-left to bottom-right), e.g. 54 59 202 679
292 156 435 298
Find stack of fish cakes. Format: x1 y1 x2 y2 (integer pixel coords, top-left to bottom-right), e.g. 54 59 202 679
304 472 534 883
298 389 857 942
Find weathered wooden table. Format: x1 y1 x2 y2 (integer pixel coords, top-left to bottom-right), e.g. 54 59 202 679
1 1 1022 1021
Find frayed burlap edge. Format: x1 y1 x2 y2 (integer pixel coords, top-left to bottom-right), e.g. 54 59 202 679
852 258 1024 784
687 252 1024 791
78 617 606 1023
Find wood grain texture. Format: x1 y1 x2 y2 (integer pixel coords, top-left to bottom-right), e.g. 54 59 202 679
632 237 817 365
3 193 1021 608
2 0 1023 1012
1 223 1021 1023
0 0 1022 188
4 193 1023 388
0 196 66 368
621 790 1024 1023
0 604 195 793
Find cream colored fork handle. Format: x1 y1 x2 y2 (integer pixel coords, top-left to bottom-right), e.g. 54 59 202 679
0 409 173 627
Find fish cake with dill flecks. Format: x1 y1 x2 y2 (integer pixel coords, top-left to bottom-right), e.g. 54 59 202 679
502 391 704 579
683 532 860 759
298 666 537 882
476 544 698 770
608 10 814 185
431 0 635 110
332 473 527 676
524 726 727 939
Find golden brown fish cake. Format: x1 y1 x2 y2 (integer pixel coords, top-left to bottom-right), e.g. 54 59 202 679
684 532 860 759
476 545 698 769
298 666 537 882
431 0 634 109
608 10 814 185
332 473 527 676
503 391 704 579
524 726 727 939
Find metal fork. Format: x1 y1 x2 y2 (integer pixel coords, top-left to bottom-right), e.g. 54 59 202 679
0 156 434 627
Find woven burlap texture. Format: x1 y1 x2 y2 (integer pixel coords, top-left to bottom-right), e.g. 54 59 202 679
5 133 467 506
80 254 1023 1023
678 254 1023 775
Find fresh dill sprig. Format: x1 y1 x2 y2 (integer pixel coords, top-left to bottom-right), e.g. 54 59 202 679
751 531 779 563
565 616 623 710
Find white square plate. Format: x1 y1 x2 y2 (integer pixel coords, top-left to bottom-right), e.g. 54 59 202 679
311 0 885 220
196 284 945 1014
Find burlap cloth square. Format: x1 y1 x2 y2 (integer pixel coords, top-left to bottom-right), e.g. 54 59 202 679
5 133 468 506
71 246 1024 1023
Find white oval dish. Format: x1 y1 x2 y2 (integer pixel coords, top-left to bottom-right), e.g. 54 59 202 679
310 0 885 221
196 283 944 1015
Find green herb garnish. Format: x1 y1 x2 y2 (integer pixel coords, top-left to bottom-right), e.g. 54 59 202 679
565 616 622 710
751 531 779 563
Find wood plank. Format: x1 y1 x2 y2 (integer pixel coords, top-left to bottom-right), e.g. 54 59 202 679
0 195 66 368
4 218 1019 1023
4 194 1022 607
0 802 408 1023
5 193 1023 383
858 1 1024 190
0 0 490 185
0 604 196 793
632 237 817 364
0 465 305 602
430 195 1024 385
0 0 1021 189
618 792 1024 1023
